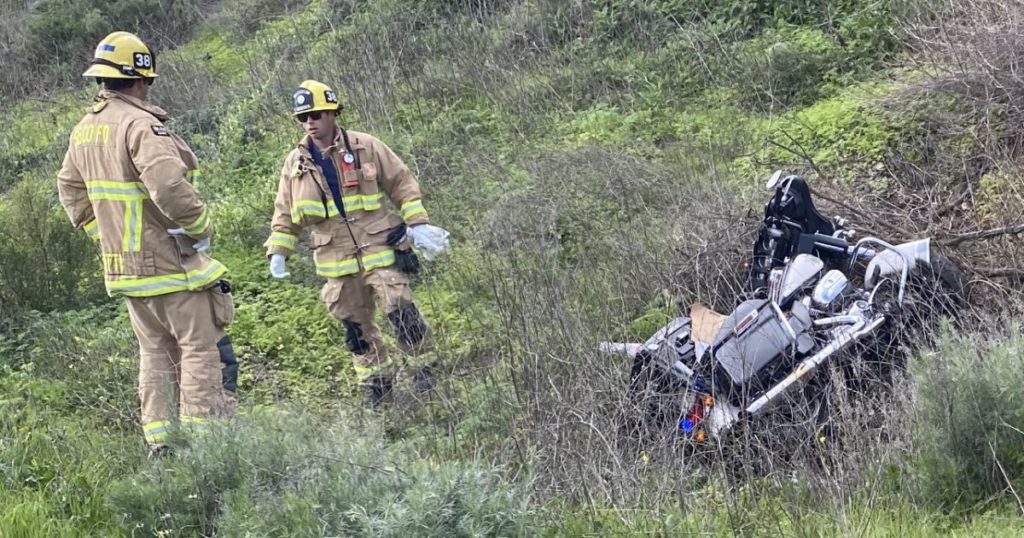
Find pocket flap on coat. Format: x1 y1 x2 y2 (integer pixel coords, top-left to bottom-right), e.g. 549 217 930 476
310 231 333 248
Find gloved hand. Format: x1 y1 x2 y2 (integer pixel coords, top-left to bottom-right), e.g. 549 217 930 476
407 224 450 261
269 254 290 279
167 228 210 253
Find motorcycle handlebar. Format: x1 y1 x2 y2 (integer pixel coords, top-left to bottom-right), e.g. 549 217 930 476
811 233 850 250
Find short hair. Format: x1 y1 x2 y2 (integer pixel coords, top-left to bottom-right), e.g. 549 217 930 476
98 78 143 91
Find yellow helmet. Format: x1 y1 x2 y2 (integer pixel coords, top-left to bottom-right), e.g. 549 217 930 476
82 31 157 79
292 80 341 116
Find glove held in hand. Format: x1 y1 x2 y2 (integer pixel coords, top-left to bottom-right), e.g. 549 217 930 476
395 248 420 275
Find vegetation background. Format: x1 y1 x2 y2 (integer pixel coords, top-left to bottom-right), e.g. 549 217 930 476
2 0 1024 535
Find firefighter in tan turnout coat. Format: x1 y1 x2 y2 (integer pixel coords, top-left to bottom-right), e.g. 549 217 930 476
57 32 236 454
265 80 450 405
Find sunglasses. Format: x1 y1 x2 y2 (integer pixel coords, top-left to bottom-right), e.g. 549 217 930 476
296 111 325 123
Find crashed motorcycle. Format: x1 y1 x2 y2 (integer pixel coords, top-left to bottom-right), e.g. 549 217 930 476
601 171 967 444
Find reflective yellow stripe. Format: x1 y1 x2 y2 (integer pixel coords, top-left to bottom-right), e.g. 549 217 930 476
353 359 394 381
362 250 395 271
105 260 227 297
102 253 124 274
186 169 201 189
183 207 210 236
268 231 298 250
85 180 148 201
181 415 210 428
316 257 360 277
342 193 382 213
83 219 100 240
315 251 394 277
290 199 340 223
401 199 426 220
122 200 143 252
143 420 173 443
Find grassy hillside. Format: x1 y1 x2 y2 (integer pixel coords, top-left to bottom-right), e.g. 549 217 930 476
2 0 1024 535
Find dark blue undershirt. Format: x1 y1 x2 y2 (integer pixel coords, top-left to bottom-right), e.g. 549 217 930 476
308 140 345 217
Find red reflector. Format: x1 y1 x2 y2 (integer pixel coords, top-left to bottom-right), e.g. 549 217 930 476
685 396 707 425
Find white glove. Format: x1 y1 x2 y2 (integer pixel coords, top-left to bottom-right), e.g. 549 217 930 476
167 228 210 253
269 254 290 279
407 224 450 261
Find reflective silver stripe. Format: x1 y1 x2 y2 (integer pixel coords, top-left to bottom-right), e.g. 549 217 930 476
85 180 148 201
401 199 425 220
105 260 227 297
123 200 142 252
143 420 173 442
84 219 100 240
316 257 360 277
268 231 298 250
342 193 383 213
184 207 210 236
362 250 395 271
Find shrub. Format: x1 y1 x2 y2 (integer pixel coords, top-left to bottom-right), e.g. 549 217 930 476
0 179 105 312
108 407 538 536
907 325 1024 510
0 0 207 99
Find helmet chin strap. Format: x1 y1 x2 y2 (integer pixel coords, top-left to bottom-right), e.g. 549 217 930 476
89 57 144 78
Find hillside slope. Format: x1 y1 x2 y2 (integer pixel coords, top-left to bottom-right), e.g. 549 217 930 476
1 0 1023 535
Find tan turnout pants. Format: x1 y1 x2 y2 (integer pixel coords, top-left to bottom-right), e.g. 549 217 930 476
320 266 433 384
125 284 235 447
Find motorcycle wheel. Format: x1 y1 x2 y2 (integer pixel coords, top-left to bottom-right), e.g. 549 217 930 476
622 356 688 440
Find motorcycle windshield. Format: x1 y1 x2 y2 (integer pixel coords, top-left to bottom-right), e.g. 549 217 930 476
865 238 931 289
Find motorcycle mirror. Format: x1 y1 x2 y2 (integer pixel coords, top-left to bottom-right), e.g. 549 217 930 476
766 170 783 191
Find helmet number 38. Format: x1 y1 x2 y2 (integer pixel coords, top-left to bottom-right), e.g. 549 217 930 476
133 53 152 69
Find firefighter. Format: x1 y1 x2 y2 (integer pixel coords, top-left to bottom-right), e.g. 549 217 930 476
265 80 449 406
57 32 237 455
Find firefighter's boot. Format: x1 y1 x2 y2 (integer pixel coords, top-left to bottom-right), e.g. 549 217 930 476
412 362 438 393
363 376 394 408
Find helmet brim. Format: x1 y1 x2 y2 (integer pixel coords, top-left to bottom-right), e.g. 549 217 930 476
82 64 158 79
292 104 340 116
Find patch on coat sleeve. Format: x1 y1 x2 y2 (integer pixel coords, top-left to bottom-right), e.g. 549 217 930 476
151 124 169 137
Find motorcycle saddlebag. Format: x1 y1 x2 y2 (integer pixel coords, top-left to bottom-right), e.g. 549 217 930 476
709 299 812 394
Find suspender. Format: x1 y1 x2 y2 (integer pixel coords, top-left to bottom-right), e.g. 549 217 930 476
306 129 361 219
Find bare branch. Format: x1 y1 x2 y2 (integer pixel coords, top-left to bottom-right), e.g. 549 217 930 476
942 223 1024 246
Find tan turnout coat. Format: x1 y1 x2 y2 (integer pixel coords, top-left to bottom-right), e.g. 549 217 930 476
264 130 429 278
57 90 226 297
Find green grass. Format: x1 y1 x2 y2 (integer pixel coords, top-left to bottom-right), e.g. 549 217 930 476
1 0 1024 535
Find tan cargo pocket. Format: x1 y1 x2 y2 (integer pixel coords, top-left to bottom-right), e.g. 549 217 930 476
320 279 344 305
122 251 156 276
359 162 379 195
319 278 344 303
310 231 333 250
210 284 235 327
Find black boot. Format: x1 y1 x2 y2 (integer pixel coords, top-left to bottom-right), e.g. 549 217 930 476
412 362 438 393
148 444 173 460
363 376 394 408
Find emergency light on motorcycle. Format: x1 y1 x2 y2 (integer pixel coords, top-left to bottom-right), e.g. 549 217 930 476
679 394 714 439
